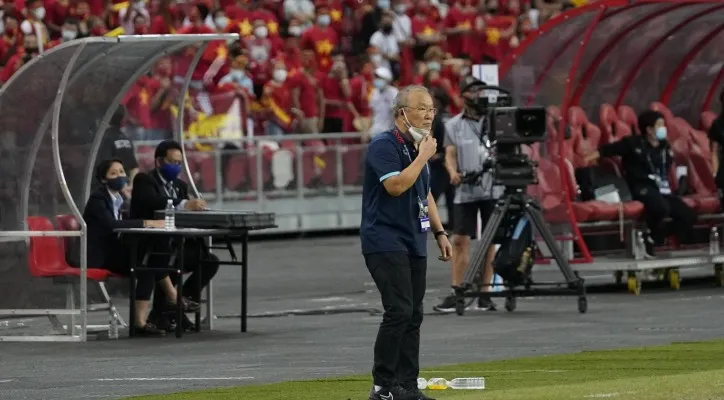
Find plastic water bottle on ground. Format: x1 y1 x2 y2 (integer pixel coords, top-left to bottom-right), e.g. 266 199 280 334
417 378 427 390
164 199 175 230
108 316 118 339
426 377 486 390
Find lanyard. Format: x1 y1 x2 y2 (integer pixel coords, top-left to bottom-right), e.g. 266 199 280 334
645 146 667 178
401 142 430 201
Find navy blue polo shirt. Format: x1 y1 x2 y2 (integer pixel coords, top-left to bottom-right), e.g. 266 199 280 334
360 129 430 257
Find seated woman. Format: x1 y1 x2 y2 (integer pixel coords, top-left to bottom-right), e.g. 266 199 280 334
84 159 200 336
585 110 696 257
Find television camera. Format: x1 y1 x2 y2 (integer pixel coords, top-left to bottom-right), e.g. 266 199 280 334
459 83 547 190
452 83 587 316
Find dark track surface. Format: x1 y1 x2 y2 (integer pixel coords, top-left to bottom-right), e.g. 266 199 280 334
1 235 723 400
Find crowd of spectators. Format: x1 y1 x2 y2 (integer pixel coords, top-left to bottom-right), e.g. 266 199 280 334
0 0 584 145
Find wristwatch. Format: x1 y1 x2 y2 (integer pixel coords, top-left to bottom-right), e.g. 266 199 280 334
434 230 449 238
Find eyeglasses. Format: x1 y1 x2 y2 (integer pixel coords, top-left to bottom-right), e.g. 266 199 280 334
404 106 438 115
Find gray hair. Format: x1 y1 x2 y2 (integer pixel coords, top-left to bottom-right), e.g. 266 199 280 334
392 85 430 116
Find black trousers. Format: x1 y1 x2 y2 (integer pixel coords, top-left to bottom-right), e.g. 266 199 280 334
364 252 427 387
149 238 220 312
101 245 167 301
430 163 455 229
633 186 696 243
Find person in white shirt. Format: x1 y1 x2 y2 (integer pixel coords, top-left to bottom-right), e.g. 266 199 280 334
367 67 399 142
283 0 315 28
369 11 400 79
118 0 150 35
391 0 413 47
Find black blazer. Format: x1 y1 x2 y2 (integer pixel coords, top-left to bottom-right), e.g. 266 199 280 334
83 187 144 268
130 170 189 220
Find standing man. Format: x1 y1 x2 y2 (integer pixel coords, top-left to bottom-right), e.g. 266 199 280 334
434 76 501 313
361 85 453 400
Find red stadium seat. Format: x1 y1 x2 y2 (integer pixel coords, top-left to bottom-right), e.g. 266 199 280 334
342 146 363 186
224 154 250 191
701 111 717 131
27 216 114 280
650 101 674 122
55 214 80 258
617 105 639 135
690 129 711 160
599 104 618 144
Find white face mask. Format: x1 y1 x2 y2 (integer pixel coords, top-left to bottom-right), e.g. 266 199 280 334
215 16 228 29
33 7 46 20
62 29 77 41
394 4 407 14
254 26 268 38
402 109 429 144
317 14 331 26
288 25 302 37
273 69 287 82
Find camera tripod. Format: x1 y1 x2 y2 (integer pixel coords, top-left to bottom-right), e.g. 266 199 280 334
453 190 588 315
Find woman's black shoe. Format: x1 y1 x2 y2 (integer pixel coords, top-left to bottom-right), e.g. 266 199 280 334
165 297 201 313
134 323 166 337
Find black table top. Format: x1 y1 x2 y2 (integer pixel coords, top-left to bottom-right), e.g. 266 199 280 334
114 227 239 236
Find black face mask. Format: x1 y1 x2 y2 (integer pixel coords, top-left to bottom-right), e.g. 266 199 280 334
382 25 393 34
24 47 38 54
488 7 498 14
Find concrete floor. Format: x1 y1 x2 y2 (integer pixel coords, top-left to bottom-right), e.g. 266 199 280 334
1 235 723 400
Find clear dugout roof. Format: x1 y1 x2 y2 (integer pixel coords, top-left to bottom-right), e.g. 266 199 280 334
500 0 724 123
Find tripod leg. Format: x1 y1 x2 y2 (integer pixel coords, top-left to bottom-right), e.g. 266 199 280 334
454 200 510 316
461 201 509 287
524 205 579 283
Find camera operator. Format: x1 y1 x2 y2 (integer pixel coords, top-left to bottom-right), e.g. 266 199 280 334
434 76 502 313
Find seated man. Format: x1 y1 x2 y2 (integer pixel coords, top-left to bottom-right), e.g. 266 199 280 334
585 110 696 256
84 159 200 336
130 140 220 331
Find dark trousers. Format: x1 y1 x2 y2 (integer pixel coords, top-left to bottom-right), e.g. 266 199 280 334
149 238 220 312
430 163 455 228
101 245 167 301
364 252 427 387
634 187 696 243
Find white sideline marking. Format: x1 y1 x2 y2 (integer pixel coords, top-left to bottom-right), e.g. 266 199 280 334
585 393 620 398
0 379 15 384
424 370 567 373
309 297 352 303
95 377 254 382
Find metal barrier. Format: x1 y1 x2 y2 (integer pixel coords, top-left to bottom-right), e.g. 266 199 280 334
135 133 388 234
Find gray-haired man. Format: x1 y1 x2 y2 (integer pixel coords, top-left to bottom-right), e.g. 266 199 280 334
434 76 501 313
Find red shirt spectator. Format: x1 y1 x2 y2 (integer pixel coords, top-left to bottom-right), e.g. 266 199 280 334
410 5 442 60
243 20 276 86
150 0 181 34
176 4 228 85
122 80 153 129
44 0 70 39
443 0 476 57
319 53 352 132
144 57 175 133
289 51 323 121
0 16 21 65
349 58 374 119
261 63 295 132
279 19 303 73
475 9 516 62
300 4 338 73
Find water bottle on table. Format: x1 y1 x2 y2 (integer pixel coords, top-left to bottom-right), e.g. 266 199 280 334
164 199 175 230
426 377 485 390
